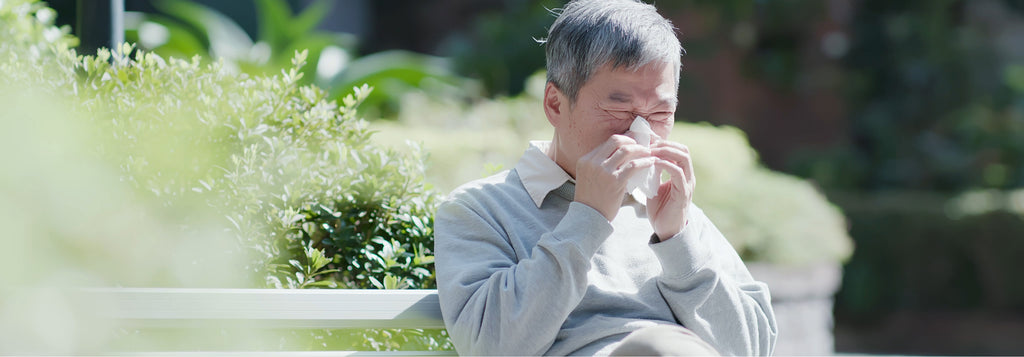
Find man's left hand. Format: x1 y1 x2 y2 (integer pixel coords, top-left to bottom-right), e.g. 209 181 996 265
646 139 696 241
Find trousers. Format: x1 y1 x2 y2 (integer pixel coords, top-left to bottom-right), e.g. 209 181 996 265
608 325 720 356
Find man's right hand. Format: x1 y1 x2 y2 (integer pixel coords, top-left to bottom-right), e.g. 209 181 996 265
573 134 657 221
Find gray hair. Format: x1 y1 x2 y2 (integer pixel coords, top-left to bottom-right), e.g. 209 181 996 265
540 0 682 103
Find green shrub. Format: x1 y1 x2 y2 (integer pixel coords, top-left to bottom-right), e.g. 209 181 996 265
41 43 439 291
1 0 450 352
681 123 853 266
7 4 438 293
370 72 551 193
834 190 1024 320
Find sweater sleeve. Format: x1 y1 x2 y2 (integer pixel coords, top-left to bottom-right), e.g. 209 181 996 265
434 199 611 356
649 207 778 356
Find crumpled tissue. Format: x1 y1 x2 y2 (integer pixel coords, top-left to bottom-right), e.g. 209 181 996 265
625 116 661 198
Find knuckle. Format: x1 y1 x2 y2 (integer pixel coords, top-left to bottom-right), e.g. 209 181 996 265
659 141 688 151
619 145 642 155
610 135 634 145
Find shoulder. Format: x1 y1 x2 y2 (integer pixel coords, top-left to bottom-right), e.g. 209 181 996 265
440 169 527 210
434 170 534 248
435 169 543 234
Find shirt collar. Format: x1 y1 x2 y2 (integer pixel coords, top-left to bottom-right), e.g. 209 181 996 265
515 141 649 208
515 141 573 208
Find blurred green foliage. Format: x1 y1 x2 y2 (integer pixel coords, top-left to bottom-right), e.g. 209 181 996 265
793 0 1024 191
1 0 451 352
442 0 826 96
441 0 559 96
124 0 473 117
834 190 1024 320
682 123 853 266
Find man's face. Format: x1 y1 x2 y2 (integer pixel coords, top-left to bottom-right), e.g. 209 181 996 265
547 61 678 176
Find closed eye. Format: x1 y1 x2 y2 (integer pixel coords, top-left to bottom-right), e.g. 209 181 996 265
603 109 635 121
646 112 674 123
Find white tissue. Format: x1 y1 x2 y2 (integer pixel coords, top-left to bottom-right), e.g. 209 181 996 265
625 116 660 198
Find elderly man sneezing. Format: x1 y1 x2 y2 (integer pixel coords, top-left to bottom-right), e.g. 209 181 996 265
434 0 778 355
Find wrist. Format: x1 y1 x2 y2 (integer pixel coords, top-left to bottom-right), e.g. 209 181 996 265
573 190 620 221
653 219 687 242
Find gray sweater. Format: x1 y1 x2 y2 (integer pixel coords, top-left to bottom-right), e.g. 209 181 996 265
435 168 777 355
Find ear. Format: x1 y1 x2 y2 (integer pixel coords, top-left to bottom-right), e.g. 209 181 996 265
543 82 567 127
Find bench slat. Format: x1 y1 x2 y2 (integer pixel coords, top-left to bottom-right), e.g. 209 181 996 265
80 288 447 329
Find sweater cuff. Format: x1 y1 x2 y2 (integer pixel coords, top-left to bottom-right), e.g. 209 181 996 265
551 202 614 257
649 217 712 278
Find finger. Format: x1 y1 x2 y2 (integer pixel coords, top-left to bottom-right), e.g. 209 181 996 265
650 144 694 184
622 131 638 142
614 156 658 178
651 140 689 154
649 132 663 142
604 143 650 169
655 159 691 190
663 146 696 185
655 155 695 188
650 146 692 169
583 134 637 162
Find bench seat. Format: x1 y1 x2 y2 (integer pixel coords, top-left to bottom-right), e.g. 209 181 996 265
77 288 455 356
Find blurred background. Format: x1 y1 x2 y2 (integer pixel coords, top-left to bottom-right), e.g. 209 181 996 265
9 0 1024 354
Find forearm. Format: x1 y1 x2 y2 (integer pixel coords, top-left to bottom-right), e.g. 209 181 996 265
651 212 778 356
435 201 610 355
657 266 777 355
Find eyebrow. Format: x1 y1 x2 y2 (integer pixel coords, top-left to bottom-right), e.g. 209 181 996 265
608 92 631 103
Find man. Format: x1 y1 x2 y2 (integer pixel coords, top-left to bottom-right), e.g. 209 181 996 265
434 0 778 355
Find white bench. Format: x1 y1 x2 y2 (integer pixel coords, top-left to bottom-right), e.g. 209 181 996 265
78 288 455 356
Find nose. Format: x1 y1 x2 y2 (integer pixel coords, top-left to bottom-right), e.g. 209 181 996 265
622 116 654 142
619 116 642 135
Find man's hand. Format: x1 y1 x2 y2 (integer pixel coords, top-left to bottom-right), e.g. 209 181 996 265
574 134 657 221
647 139 696 241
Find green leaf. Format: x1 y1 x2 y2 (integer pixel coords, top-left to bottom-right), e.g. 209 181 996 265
255 0 293 47
327 50 464 114
383 274 401 290
310 268 339 278
367 276 383 289
328 50 455 90
290 0 333 39
153 0 253 60
1006 65 1024 93
306 244 329 271
410 215 425 231
413 255 434 266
